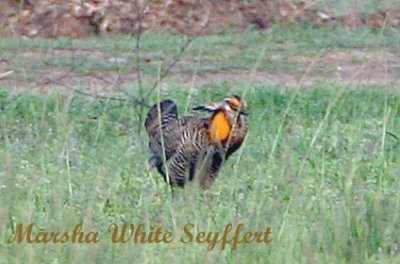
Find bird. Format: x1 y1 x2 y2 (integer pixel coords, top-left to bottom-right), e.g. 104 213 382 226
144 95 248 189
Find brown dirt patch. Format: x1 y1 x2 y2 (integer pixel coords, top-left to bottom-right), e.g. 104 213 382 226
180 50 400 88
1 0 399 38
1 49 398 94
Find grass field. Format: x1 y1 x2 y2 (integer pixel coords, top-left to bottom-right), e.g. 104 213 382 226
0 23 400 263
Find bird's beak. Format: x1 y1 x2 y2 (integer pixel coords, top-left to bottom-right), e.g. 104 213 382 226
240 111 249 116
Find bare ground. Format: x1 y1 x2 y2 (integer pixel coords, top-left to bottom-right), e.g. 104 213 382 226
0 49 399 96
1 0 400 38
185 50 400 88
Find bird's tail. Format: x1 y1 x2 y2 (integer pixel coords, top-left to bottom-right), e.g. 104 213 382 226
144 99 179 175
145 99 178 132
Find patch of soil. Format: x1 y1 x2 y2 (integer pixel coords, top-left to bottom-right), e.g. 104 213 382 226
180 50 400 88
0 49 398 93
0 0 399 38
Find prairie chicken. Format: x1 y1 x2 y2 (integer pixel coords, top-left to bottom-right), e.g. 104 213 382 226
144 95 248 189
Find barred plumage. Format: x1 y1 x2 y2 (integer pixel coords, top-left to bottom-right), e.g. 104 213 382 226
144 95 248 189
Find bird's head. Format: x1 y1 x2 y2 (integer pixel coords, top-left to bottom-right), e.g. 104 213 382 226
193 95 249 117
193 95 248 144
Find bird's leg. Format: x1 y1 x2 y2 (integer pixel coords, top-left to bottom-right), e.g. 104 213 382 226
147 165 160 192
202 188 212 203
201 189 218 224
169 185 175 200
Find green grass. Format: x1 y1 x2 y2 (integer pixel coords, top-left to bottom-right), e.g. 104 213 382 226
313 0 399 16
1 24 400 77
0 83 399 263
0 20 400 263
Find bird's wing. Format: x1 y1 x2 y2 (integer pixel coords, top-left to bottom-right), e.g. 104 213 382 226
165 117 212 186
226 114 249 160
